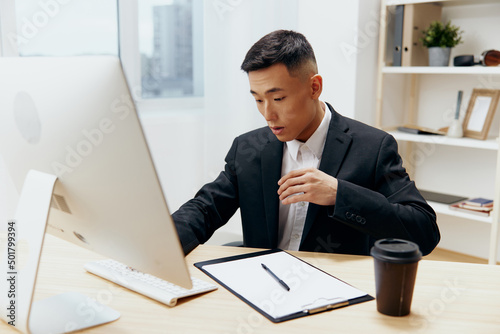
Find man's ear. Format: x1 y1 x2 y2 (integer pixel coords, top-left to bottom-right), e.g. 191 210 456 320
311 74 323 99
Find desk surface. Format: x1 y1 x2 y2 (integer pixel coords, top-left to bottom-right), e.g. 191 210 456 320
2 235 500 333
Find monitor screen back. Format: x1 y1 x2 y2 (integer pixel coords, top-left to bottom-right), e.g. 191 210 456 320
0 56 192 288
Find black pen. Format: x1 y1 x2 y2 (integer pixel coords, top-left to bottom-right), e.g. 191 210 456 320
261 263 290 291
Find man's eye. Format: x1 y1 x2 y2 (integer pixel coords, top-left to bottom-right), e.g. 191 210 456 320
255 99 263 103
274 97 286 101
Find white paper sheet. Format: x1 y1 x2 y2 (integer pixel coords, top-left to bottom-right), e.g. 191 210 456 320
201 251 367 319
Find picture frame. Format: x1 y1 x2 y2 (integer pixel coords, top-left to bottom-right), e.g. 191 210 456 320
462 89 500 140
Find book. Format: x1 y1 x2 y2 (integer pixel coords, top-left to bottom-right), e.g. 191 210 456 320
464 198 493 207
449 202 492 217
459 203 492 212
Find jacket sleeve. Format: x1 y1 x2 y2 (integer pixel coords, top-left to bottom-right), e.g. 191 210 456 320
330 134 440 255
172 138 240 255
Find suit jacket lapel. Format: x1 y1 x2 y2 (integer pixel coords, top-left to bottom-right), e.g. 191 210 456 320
301 105 352 246
261 138 283 248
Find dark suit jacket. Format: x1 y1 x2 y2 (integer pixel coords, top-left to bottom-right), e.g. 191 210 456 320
173 103 440 256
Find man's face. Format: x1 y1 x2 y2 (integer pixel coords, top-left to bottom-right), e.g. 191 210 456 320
248 63 322 142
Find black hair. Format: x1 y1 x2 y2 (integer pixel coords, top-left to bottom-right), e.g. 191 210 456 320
240 30 317 76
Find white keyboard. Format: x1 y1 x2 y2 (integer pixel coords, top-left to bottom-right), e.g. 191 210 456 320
84 259 218 307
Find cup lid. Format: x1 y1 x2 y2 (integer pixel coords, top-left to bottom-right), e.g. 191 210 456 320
370 238 422 264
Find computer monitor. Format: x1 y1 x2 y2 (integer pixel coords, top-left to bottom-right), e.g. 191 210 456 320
0 56 193 329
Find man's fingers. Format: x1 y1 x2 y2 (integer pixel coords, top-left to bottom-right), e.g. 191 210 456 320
277 168 338 206
278 168 310 185
281 192 307 205
277 174 307 196
279 184 305 201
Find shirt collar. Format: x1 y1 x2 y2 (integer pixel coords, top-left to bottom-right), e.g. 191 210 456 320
286 102 331 161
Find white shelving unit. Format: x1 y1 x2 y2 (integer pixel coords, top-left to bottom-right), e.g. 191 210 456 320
376 0 500 264
383 66 500 75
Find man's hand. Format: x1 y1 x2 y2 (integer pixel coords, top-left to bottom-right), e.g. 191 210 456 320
277 168 338 206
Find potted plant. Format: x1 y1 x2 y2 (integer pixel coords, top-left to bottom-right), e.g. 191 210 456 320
421 21 463 66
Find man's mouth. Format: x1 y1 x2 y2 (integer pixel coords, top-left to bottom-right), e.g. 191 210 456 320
270 126 284 135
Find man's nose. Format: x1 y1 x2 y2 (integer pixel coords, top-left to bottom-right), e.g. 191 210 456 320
263 103 277 121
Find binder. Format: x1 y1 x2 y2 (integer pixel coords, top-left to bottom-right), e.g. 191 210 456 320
392 5 404 66
419 189 467 205
402 3 442 66
194 249 373 323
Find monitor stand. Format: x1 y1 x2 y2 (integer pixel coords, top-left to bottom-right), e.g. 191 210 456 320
0 170 120 333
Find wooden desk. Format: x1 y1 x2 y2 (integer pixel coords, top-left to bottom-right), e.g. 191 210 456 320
2 235 500 333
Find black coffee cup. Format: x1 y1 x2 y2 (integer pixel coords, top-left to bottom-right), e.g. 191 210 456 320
371 238 422 316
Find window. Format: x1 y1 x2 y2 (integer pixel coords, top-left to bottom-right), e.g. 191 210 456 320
0 0 203 104
138 0 203 99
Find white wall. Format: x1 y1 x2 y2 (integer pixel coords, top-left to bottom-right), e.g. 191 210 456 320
297 0 380 123
139 110 205 213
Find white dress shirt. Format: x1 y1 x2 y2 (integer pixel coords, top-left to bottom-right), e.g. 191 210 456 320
277 102 331 250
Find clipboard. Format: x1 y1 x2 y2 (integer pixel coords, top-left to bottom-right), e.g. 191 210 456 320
194 249 374 323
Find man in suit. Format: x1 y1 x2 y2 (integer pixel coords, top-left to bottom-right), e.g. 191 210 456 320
172 30 440 256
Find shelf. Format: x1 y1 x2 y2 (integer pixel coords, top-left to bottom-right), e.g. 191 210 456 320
382 66 500 75
429 201 492 223
386 0 500 6
388 131 499 150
